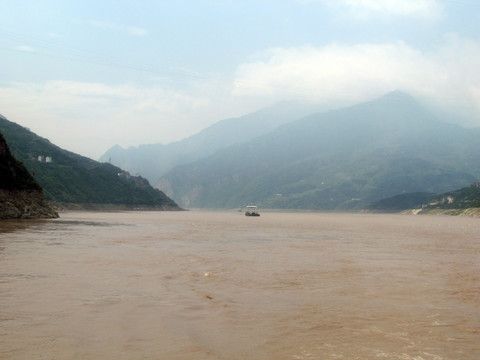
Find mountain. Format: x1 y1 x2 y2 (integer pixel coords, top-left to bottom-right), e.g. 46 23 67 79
99 101 322 184
156 91 480 210
366 181 480 216
0 132 58 219
0 116 180 210
415 182 480 215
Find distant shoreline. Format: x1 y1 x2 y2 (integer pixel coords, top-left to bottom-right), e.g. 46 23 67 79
52 203 184 212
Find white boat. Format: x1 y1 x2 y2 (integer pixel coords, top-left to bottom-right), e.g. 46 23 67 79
245 205 260 217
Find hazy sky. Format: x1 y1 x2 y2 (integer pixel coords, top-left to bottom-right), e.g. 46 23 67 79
1 0 479 159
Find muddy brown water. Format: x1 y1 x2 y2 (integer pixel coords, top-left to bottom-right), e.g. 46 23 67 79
1 211 479 359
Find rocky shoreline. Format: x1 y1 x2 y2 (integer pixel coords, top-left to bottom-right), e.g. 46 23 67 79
0 189 58 220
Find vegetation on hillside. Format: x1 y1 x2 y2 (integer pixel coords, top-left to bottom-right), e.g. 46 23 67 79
417 182 480 211
0 117 180 209
0 132 42 191
364 181 480 215
0 132 58 219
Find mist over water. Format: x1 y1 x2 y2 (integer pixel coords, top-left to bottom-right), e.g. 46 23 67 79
1 211 479 359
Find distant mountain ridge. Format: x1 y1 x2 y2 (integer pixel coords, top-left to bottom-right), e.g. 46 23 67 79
156 91 480 209
99 101 322 184
0 116 180 209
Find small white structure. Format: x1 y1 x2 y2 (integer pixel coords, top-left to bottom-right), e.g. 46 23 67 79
37 155 53 163
245 205 260 217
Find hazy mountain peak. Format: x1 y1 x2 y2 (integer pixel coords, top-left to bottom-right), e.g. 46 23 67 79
156 91 480 210
100 101 321 183
379 89 414 101
373 90 425 109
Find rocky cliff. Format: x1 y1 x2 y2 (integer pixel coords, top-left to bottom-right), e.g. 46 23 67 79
0 132 58 219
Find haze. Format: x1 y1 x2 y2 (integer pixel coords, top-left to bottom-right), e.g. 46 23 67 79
0 0 479 159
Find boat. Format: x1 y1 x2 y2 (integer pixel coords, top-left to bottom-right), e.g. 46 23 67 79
245 205 260 217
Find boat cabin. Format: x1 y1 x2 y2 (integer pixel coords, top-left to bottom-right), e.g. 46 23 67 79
245 205 260 216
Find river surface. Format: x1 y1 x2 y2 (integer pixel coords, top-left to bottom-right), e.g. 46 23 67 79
0 211 479 359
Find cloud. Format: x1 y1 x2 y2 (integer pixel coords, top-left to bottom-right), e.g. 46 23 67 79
47 32 63 39
87 20 149 36
0 81 211 158
320 0 444 19
2 34 479 160
232 35 480 122
14 45 36 52
127 26 149 36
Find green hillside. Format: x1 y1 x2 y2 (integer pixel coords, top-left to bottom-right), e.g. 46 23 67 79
419 182 480 212
366 182 480 215
0 132 42 192
157 91 480 210
0 131 58 219
0 116 180 209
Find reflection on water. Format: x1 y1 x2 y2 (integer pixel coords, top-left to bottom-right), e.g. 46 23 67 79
0 219 48 234
1 211 479 359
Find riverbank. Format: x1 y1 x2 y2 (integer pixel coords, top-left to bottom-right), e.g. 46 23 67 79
405 207 480 217
0 189 58 219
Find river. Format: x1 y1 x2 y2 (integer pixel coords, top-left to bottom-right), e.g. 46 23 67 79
1 211 479 359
